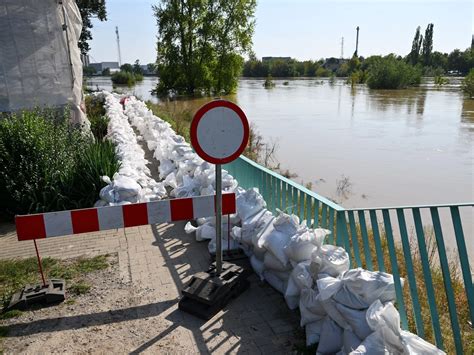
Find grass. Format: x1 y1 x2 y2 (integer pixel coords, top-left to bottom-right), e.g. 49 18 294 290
0 255 109 310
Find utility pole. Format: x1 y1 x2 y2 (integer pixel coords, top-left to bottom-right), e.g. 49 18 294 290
340 37 344 59
115 26 122 67
354 26 360 57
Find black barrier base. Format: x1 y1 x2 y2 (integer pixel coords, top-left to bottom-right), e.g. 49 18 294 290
210 248 248 262
178 262 250 320
5 279 65 311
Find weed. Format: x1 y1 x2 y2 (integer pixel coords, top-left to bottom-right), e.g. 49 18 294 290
68 281 91 296
0 310 22 320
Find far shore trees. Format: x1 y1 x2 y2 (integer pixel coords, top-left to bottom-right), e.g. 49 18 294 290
153 0 256 96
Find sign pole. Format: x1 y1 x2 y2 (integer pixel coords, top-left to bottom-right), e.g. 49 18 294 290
215 164 222 275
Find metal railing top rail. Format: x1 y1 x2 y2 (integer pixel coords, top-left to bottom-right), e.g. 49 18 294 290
345 202 474 211
239 155 345 211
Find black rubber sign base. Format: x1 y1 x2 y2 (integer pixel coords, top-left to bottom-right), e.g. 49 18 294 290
5 279 65 311
178 262 250 320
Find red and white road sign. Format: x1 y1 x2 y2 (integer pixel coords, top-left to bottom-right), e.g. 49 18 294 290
190 100 249 165
15 193 236 241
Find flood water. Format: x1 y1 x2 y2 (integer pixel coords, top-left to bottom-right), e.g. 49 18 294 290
87 76 473 262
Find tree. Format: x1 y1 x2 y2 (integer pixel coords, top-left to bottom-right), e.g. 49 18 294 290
76 0 107 55
461 69 474 98
83 66 96 76
153 0 256 95
408 26 423 65
120 63 133 73
421 23 434 66
133 60 143 75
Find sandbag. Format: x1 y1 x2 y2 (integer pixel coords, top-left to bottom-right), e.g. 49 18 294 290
350 332 388 355
300 287 326 316
343 329 363 354
236 187 266 220
263 270 288 294
250 254 265 280
336 303 372 340
300 300 325 327
264 251 292 272
113 175 141 198
311 244 350 278
284 261 313 309
400 330 446 354
306 320 323 346
317 318 343 354
284 228 329 263
241 209 273 245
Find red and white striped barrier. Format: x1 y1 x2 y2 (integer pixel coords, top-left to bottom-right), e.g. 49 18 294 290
16 193 236 241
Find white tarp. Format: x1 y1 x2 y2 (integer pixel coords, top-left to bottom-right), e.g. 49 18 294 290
0 0 85 125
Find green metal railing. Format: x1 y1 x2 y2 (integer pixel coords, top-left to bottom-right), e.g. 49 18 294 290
225 155 473 354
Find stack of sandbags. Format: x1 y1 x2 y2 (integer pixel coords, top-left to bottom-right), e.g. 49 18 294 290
123 96 238 201
94 92 166 206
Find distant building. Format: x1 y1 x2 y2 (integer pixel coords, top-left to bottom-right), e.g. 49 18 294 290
262 56 292 62
89 62 119 72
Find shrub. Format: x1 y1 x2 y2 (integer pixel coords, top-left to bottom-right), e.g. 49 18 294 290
85 95 108 141
111 71 143 86
264 74 275 88
0 108 119 216
461 69 474 98
111 71 136 86
366 56 422 89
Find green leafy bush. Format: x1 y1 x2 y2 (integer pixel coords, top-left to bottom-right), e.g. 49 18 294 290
85 95 109 141
461 69 474 98
366 55 421 89
0 108 119 216
111 70 143 86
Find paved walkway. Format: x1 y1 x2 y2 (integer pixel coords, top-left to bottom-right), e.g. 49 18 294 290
0 221 300 354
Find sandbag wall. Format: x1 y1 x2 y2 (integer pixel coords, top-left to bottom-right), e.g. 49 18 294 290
96 92 443 355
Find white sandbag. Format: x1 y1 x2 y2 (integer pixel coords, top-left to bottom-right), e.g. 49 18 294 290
300 287 326 316
400 330 445 354
311 244 350 278
300 299 325 327
164 171 178 189
337 268 401 306
250 254 265 280
350 332 388 355
317 274 343 300
343 329 362 354
333 284 369 310
263 270 288 294
264 251 291 272
284 228 327 263
113 175 141 199
262 229 292 266
317 318 343 354
208 237 240 254
254 216 275 254
306 320 323 346
273 211 300 235
284 261 313 309
241 209 273 246
99 184 115 203
94 199 108 207
336 303 372 340
321 298 351 330
236 188 266 220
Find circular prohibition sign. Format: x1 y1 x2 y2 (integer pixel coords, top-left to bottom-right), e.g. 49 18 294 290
190 100 250 165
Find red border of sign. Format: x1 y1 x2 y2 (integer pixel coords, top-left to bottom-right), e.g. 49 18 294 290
190 100 249 165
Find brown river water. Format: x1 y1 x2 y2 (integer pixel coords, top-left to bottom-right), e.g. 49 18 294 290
87 77 473 263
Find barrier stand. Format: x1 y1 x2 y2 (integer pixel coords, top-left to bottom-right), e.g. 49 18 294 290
6 239 65 311
179 100 251 319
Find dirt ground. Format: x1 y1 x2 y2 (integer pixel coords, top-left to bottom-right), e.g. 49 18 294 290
0 254 194 354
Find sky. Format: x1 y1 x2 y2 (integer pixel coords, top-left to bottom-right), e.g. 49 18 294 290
88 0 473 65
